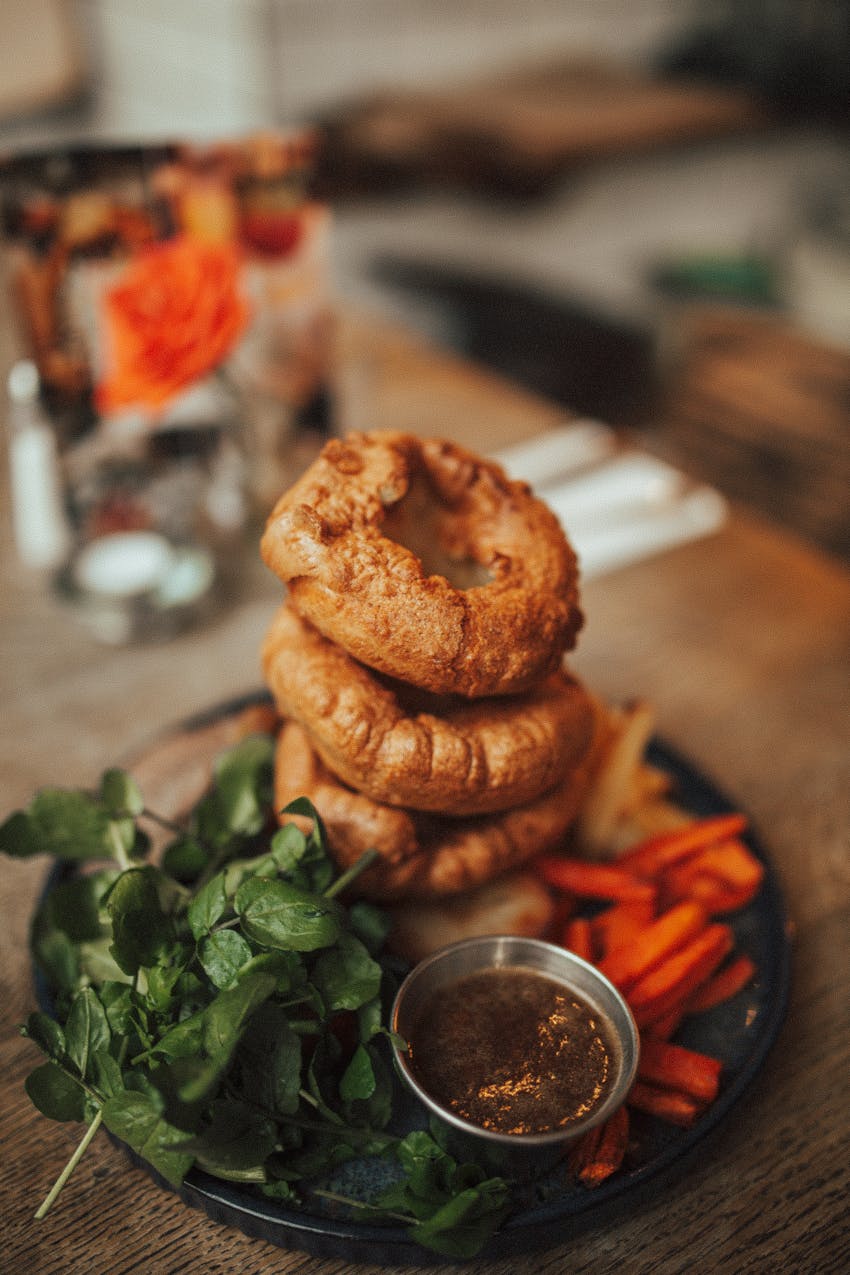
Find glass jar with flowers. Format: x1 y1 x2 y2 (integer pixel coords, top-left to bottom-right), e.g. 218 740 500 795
57 232 253 643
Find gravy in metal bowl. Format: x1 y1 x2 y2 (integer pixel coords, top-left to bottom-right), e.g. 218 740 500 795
406 965 616 1136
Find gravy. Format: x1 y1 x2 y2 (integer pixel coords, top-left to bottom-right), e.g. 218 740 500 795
407 965 616 1136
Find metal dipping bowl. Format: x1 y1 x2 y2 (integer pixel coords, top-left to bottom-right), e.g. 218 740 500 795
390 935 639 1178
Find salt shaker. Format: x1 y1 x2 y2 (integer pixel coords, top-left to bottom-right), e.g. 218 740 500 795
6 360 71 569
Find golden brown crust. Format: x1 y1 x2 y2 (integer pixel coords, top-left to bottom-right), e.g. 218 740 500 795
263 601 595 816
274 719 595 900
260 431 583 698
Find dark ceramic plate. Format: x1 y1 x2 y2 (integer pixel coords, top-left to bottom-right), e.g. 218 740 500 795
37 694 791 1265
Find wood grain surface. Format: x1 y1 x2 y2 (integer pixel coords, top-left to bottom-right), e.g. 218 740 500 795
1 314 849 1274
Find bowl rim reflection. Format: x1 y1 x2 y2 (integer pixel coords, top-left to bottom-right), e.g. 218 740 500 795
390 933 640 1151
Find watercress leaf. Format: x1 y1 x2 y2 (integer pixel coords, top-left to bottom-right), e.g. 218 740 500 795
77 936 132 988
260 1179 299 1203
25 1061 88 1122
31 920 80 996
339 1043 376 1104
220 838 291 895
344 1043 393 1130
123 1071 164 1103
235 1006 302 1116
101 1089 195 1188
88 1047 124 1099
199 929 252 989
22 1011 66 1061
44 871 116 943
161 835 208 883
201 970 278 1061
28 789 112 861
100 769 144 818
211 736 274 836
357 995 383 1044
144 953 191 1012
0 810 41 858
106 867 174 976
222 858 254 899
306 858 334 895
370 1179 409 1214
147 1012 206 1064
280 796 325 835
175 1099 276 1176
283 1135 351 1180
279 798 334 891
192 791 237 851
65 987 111 1079
173 967 205 1007
156 965 277 1069
311 932 382 1012
150 1055 219 1127
99 981 136 1036
448 1160 488 1194
306 1035 344 1123
406 1180 511 1260
235 878 342 952
187 872 228 940
348 900 391 955
269 822 307 872
396 1131 452 1202
240 947 305 995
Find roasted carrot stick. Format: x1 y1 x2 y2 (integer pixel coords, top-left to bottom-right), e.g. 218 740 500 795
660 840 764 913
562 916 595 963
575 1105 630 1186
693 839 764 890
686 953 757 1011
592 898 655 957
669 876 754 915
537 856 656 904
618 813 749 877
626 923 734 1028
628 1081 702 1128
597 901 707 991
644 1005 686 1041
637 1038 722 1105
567 1122 603 1179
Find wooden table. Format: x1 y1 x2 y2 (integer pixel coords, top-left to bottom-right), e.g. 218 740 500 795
2 314 849 1275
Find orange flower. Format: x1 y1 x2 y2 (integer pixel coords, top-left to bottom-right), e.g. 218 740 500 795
96 234 250 414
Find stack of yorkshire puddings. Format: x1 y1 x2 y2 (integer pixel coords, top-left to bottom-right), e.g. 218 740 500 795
260 430 602 954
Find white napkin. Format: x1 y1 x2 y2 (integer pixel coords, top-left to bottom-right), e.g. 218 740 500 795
492 422 727 579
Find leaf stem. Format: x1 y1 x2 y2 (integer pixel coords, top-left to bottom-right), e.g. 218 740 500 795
311 1186 413 1226
298 1087 345 1125
107 822 133 873
210 915 242 933
141 807 188 839
34 1108 103 1220
323 849 380 899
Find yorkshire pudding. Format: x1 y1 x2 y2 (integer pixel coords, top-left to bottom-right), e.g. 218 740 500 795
262 601 595 816
274 719 595 900
260 431 583 698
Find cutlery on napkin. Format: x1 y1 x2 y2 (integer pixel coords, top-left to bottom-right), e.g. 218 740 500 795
492 421 727 578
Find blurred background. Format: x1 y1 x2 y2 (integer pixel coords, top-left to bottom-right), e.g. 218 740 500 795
1 0 849 576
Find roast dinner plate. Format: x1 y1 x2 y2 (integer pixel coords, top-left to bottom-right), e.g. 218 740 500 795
36 692 791 1265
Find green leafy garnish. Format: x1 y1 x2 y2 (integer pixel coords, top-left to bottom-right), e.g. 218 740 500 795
1 736 511 1259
